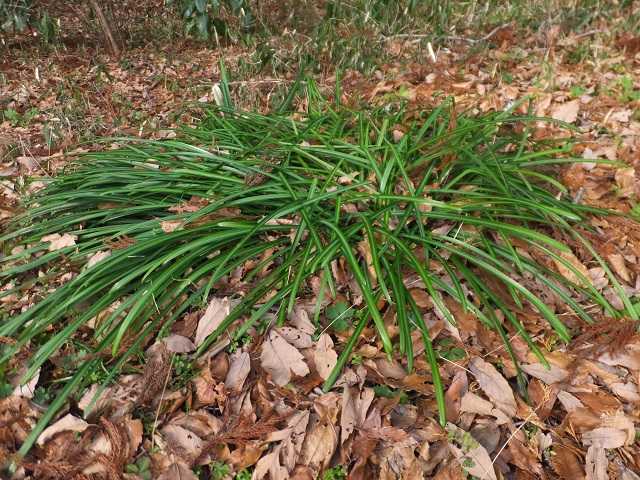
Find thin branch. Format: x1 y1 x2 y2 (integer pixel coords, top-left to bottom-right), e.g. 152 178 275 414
89 0 121 56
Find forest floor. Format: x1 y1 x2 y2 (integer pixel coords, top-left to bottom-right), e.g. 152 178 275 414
2 4 640 480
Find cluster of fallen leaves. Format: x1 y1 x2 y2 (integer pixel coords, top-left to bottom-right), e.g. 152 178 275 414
3 12 640 480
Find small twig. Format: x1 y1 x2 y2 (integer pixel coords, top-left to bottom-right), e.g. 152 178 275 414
445 22 512 44
572 29 603 40
150 353 175 452
89 0 121 56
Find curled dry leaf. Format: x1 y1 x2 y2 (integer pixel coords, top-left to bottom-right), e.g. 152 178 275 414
37 414 88 446
42 233 77 251
195 297 230 347
469 357 517 417
260 329 309 386
225 350 251 393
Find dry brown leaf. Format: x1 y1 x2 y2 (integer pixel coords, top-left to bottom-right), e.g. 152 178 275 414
160 219 183 233
195 297 230 347
300 393 340 475
521 363 569 384
225 351 251 393
446 423 497 480
551 444 585 480
551 100 580 123
86 250 111 268
469 357 517 417
260 329 309 386
313 333 338 380
583 427 627 449
608 253 631 282
163 334 196 353
554 250 590 286
615 167 636 198
12 368 39 399
42 233 77 251
161 424 203 464
193 365 225 408
36 414 88 446
585 445 608 480
276 326 313 349
157 461 199 480
341 386 374 444
253 447 289 480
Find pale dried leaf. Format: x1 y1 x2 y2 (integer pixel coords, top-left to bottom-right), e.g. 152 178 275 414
158 462 199 480
163 334 196 353
446 423 497 480
261 330 309 386
277 326 313 349
615 167 636 198
161 424 203 463
341 386 374 443
469 357 517 417
42 233 77 251
583 427 627 449
12 368 39 399
37 414 88 446
195 297 230 347
460 392 494 416
225 351 251 393
554 251 590 286
160 219 183 233
253 447 289 480
521 363 569 384
87 250 111 268
551 100 580 123
313 333 338 380
608 253 631 282
585 445 608 480
557 390 585 413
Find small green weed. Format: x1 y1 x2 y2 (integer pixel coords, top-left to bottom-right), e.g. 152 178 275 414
322 465 347 480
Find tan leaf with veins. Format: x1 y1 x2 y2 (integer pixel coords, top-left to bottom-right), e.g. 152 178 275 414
261 329 309 386
551 100 580 123
195 297 230 346
469 357 517 417
253 447 289 480
608 253 631 282
446 423 497 480
225 351 251 393
554 250 591 287
313 333 338 380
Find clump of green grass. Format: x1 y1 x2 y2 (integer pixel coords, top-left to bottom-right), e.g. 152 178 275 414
1 79 636 460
